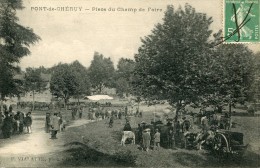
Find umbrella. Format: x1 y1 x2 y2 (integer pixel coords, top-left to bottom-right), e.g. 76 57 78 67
84 95 113 101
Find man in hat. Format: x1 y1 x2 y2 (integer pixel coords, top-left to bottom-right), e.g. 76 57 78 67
50 112 60 139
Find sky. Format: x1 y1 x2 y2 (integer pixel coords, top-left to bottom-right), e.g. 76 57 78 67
17 0 260 70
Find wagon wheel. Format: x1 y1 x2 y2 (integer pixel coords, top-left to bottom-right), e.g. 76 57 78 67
213 133 230 161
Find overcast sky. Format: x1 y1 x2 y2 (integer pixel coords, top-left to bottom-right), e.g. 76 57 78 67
17 0 260 70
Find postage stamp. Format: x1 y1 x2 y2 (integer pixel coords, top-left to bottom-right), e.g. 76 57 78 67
224 0 260 43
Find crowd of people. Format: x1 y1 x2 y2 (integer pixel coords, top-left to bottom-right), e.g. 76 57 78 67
0 105 33 139
119 108 233 152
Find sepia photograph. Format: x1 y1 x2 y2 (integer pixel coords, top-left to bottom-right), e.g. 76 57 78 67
0 0 260 167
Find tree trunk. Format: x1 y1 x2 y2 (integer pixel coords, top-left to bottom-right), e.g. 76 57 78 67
32 90 35 111
0 93 3 124
99 84 102 94
229 102 232 116
174 101 182 122
17 95 21 110
64 99 67 110
0 93 3 113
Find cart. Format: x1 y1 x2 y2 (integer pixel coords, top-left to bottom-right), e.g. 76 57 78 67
212 130 248 160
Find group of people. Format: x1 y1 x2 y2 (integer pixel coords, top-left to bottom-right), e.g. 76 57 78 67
45 111 64 139
0 105 32 139
71 106 83 120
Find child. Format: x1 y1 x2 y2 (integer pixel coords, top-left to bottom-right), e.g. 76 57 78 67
154 129 161 150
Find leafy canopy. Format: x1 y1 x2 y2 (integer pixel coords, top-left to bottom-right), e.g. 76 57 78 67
134 4 214 108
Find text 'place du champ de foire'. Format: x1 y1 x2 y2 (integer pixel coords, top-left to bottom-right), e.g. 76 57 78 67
30 6 163 13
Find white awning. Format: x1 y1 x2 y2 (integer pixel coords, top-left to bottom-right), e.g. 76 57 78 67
84 95 113 101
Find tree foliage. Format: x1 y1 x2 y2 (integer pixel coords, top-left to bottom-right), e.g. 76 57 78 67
70 60 91 99
133 4 256 118
23 67 47 110
88 52 115 93
134 4 214 119
201 44 255 112
50 63 78 107
115 58 135 97
24 68 47 93
0 0 40 101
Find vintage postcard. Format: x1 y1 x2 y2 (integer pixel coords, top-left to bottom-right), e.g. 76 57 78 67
0 0 259 167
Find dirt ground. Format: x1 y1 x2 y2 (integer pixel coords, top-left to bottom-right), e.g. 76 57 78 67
0 110 94 167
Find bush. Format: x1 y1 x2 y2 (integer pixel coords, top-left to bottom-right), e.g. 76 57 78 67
112 150 137 166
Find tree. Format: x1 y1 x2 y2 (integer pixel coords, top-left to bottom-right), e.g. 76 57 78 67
88 52 115 93
50 63 78 109
70 60 91 103
115 58 135 97
24 67 47 110
199 44 255 113
0 0 40 112
249 52 260 102
133 4 215 120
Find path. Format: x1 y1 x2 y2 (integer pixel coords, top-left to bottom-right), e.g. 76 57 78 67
0 113 93 167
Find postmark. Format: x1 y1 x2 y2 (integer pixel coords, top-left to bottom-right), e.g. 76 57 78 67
224 0 260 43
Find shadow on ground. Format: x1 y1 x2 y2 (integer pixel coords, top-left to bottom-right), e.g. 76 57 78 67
231 112 260 117
173 150 260 167
59 141 137 167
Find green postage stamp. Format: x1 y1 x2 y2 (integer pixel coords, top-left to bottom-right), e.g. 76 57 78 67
224 0 260 43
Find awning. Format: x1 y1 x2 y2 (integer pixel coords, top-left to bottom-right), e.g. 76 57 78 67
84 95 113 101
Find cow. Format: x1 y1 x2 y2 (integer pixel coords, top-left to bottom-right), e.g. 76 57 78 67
121 131 135 146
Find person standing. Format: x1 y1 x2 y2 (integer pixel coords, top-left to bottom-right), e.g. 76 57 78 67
142 129 151 152
124 106 128 116
45 112 51 133
24 112 32 134
50 112 60 139
182 117 191 132
168 129 175 149
78 107 83 119
154 129 161 150
174 121 181 146
109 115 114 128
13 111 20 134
2 112 13 138
123 121 132 131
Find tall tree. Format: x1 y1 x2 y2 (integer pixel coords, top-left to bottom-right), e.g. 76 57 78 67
24 67 47 110
88 52 115 93
198 44 255 113
70 60 91 103
0 0 40 112
115 58 135 97
50 63 78 109
250 52 260 103
133 4 214 120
